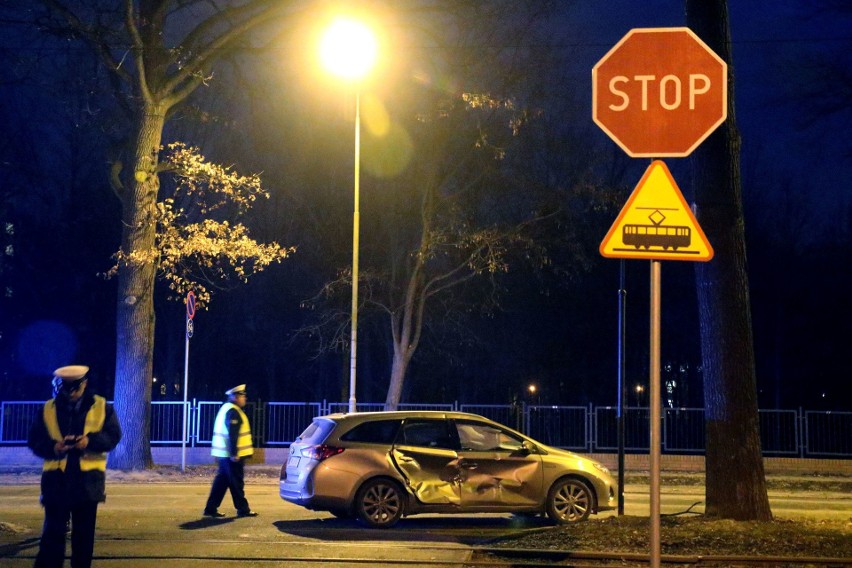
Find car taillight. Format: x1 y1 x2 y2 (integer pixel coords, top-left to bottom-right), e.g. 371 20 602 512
301 444 344 461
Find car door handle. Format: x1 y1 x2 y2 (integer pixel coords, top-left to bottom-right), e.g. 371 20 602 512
397 456 416 463
460 462 478 470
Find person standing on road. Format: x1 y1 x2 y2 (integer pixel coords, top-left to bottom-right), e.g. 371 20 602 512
203 384 258 518
27 365 122 568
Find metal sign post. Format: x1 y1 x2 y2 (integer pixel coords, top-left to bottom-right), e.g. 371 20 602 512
181 291 196 472
617 260 627 515
649 260 662 567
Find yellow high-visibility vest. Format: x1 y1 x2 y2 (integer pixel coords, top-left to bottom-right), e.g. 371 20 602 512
211 402 254 458
42 395 108 472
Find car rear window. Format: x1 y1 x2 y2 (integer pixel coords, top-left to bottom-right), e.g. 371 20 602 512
340 419 402 444
296 419 336 445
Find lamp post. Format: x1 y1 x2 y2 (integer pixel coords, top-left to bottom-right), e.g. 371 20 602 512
320 19 378 414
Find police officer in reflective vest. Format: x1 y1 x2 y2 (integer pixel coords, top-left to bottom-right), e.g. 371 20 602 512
203 384 257 517
27 365 122 568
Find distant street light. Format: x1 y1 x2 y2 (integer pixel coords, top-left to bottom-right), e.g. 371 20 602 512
528 384 540 406
634 384 645 406
320 18 378 414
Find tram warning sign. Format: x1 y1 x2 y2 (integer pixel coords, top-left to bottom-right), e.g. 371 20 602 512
600 161 713 261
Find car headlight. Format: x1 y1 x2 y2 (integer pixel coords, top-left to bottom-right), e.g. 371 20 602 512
592 462 610 475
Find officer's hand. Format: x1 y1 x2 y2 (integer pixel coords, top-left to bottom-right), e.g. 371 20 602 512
54 441 70 455
230 456 239 463
73 435 89 450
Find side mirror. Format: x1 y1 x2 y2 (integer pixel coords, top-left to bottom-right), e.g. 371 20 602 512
514 440 535 456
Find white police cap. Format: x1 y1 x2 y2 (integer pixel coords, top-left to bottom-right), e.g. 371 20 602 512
53 365 90 381
225 384 247 396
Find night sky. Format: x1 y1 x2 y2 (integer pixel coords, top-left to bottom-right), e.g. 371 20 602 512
0 1 849 411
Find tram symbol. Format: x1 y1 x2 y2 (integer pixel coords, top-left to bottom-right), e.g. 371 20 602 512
600 160 712 261
622 207 691 251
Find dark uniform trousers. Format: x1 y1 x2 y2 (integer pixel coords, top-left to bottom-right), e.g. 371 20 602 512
205 457 250 514
35 500 98 568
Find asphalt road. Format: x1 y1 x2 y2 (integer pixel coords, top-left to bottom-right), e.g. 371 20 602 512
1 477 850 567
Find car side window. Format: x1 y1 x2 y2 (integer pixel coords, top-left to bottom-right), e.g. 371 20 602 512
340 419 403 444
398 419 458 450
456 421 524 452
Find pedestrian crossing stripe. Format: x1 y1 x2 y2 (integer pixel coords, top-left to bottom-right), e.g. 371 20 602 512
600 160 713 261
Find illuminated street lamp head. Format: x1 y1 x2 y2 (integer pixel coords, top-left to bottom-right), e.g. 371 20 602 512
320 18 377 80
528 384 537 394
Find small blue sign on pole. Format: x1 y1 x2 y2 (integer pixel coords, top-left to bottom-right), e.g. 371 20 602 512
186 291 196 320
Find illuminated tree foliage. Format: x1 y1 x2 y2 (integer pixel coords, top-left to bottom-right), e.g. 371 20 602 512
105 143 293 307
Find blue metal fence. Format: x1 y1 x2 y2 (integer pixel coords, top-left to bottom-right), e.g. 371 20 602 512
804 410 852 457
594 406 651 451
526 405 588 451
0 401 42 444
266 402 323 446
1 399 849 458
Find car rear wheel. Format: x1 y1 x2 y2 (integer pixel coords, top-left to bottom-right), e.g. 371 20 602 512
354 478 404 528
546 478 592 524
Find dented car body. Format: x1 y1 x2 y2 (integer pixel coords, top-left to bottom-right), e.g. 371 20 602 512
279 411 615 527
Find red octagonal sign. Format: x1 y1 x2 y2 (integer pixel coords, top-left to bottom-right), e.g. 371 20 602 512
593 28 727 158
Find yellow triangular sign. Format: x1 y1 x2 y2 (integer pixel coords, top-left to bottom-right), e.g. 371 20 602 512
600 160 713 261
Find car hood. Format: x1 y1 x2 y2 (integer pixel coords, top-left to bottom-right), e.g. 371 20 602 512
539 445 612 475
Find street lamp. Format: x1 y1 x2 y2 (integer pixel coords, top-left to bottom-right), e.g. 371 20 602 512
528 384 540 406
320 18 378 414
634 384 645 407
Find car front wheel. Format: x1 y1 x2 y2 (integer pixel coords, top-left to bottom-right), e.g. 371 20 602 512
354 478 404 528
546 478 593 524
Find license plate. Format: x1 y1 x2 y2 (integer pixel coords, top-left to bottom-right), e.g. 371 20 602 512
288 456 300 467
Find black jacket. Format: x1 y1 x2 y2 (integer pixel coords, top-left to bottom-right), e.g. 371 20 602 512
27 390 122 505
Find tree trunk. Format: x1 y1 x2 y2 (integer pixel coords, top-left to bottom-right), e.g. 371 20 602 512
109 106 166 470
385 346 411 411
384 266 424 411
686 0 772 520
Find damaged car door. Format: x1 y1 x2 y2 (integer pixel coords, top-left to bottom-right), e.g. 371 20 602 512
390 418 461 506
453 419 544 508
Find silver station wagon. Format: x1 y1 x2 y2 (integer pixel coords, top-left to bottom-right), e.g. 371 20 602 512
279 411 615 528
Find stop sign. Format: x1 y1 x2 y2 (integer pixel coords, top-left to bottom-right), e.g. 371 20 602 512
592 27 727 158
